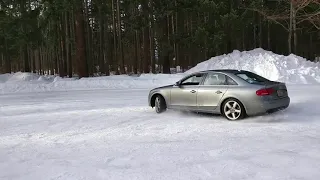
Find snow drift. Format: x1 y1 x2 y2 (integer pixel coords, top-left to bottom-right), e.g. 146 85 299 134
186 48 320 84
0 72 184 94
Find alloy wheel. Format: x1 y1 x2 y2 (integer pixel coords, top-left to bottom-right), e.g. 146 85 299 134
224 100 242 120
155 96 161 113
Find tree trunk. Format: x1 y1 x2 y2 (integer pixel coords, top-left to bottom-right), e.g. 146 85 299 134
177 11 185 70
84 0 93 75
142 0 151 73
267 20 271 50
143 26 150 73
242 26 246 50
133 30 138 74
31 50 36 73
111 0 117 74
288 1 293 54
309 34 314 60
162 15 170 74
23 46 30 72
39 46 42 75
75 2 89 78
253 25 257 49
4 38 11 73
259 15 263 48
70 9 76 75
54 46 58 74
104 15 110 76
292 5 297 54
116 0 125 74
138 30 143 73
20 0 30 72
98 6 104 75
66 12 73 77
59 14 67 77
149 0 155 73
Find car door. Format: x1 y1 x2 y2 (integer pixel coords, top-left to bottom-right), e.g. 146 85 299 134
196 72 229 112
170 73 206 111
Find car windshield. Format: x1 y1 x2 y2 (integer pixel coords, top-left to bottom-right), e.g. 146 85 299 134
235 71 270 84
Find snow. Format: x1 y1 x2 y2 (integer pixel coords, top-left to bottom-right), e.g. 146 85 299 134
0 72 184 94
1 49 320 179
186 48 320 84
1 86 320 180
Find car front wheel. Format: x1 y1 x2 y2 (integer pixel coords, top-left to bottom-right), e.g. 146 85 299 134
154 95 167 113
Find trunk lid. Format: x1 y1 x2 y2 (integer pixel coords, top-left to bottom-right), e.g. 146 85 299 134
264 81 288 99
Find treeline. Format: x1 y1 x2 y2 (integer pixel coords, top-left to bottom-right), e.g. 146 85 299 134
0 0 319 78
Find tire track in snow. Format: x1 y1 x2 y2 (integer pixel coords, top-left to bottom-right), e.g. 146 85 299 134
0 105 154 141
1 108 212 147
0 105 152 118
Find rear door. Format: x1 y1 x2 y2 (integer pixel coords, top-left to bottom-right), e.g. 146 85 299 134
196 72 229 112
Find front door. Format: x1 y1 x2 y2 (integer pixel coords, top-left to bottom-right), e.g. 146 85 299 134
170 73 205 111
197 73 229 112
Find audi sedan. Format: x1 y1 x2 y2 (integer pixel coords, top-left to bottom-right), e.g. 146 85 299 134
148 69 290 121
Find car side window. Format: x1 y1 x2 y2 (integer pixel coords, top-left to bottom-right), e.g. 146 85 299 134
181 74 204 86
226 76 238 85
203 73 227 85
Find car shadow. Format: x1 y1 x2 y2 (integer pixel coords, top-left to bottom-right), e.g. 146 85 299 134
168 109 222 118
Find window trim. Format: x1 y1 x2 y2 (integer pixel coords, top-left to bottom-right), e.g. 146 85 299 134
234 71 270 84
200 72 238 86
226 75 238 86
179 73 207 86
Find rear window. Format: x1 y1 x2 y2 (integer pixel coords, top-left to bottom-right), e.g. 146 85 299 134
235 71 270 84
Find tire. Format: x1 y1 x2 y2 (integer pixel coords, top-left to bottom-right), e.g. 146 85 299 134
154 95 167 114
222 98 245 121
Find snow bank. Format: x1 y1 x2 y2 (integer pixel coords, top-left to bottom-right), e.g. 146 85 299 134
185 48 320 84
0 72 184 94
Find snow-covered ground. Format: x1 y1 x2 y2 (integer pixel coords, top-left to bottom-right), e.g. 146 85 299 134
1 49 320 180
0 73 184 94
1 85 320 180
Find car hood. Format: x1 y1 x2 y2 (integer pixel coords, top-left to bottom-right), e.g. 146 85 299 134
150 84 173 91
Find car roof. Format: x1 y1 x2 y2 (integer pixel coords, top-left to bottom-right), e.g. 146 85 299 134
197 69 249 74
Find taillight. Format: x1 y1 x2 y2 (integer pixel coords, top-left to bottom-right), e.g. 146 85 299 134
256 88 274 96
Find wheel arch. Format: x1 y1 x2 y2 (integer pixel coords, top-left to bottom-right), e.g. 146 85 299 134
219 96 248 115
150 93 167 108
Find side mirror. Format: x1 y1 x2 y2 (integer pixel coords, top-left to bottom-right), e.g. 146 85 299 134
174 81 181 86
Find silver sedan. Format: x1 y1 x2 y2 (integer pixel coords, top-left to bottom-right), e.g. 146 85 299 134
148 69 290 121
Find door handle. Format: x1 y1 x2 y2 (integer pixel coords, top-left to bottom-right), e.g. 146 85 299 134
190 90 196 93
215 90 222 94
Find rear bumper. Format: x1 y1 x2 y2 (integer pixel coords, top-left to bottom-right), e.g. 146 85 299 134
246 97 290 116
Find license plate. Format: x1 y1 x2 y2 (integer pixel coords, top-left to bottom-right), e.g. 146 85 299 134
277 90 286 97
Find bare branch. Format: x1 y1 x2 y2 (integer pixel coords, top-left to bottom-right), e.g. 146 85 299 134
308 18 320 29
297 10 320 24
244 0 320 30
243 7 290 31
293 0 312 12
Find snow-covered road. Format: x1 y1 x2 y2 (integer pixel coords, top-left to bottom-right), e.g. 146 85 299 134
1 85 320 180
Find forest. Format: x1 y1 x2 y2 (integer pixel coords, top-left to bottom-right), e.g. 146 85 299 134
0 0 319 78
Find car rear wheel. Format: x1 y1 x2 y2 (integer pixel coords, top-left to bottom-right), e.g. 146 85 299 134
222 99 245 121
154 95 166 113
